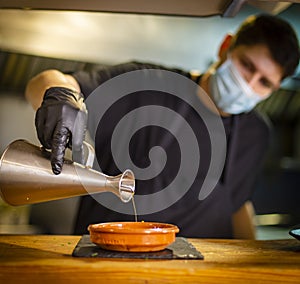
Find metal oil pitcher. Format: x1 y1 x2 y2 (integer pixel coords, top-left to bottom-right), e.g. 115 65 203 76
0 139 135 206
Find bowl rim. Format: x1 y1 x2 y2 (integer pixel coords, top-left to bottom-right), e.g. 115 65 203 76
88 221 179 235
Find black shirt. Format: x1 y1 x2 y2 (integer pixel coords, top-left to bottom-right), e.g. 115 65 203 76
72 61 270 238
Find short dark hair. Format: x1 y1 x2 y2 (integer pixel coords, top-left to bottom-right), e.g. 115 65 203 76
231 14 300 80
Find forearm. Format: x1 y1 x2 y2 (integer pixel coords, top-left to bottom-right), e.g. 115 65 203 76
25 69 81 110
232 201 256 239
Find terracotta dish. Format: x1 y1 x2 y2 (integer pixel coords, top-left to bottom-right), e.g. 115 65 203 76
88 222 180 252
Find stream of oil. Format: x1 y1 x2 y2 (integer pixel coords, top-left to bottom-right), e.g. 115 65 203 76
132 196 138 222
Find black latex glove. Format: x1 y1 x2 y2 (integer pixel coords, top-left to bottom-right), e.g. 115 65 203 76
35 87 88 175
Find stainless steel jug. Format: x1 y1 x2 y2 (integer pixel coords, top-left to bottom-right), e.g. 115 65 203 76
0 139 135 206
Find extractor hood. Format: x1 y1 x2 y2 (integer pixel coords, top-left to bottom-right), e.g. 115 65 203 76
0 0 299 17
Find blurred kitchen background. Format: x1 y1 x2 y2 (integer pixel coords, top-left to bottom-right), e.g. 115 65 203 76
0 0 299 239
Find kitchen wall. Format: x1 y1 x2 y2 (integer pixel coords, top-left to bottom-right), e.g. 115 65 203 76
0 95 38 153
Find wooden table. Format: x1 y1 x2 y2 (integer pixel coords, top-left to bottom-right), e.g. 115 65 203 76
0 235 299 283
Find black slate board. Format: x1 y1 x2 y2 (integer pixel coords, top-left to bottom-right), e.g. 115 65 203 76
72 235 204 260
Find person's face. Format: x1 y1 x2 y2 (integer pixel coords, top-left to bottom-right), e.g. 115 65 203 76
229 44 283 98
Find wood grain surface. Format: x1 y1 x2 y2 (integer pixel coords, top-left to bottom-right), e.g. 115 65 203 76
0 235 299 283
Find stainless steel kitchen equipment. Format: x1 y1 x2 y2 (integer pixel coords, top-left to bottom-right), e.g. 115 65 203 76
0 139 135 205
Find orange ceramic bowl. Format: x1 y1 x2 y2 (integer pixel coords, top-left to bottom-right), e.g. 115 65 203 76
88 222 179 252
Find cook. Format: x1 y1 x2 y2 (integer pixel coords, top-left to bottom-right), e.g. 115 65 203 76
25 14 300 238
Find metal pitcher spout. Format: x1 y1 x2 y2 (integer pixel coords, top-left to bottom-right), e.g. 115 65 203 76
106 169 135 203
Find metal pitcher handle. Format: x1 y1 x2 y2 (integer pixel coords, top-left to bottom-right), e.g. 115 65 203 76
82 141 95 168
41 141 95 168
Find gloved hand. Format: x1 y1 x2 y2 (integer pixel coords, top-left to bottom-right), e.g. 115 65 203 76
35 87 88 175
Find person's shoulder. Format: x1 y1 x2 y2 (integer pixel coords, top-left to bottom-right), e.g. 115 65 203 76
239 109 272 137
250 109 271 126
125 61 190 76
